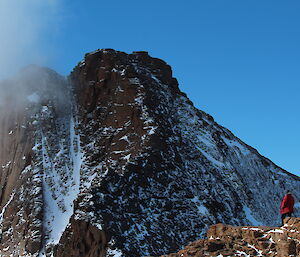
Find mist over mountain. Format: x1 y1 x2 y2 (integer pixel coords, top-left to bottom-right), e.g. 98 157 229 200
0 49 299 257
0 0 61 79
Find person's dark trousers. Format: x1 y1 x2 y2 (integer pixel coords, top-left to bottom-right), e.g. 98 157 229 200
281 212 292 226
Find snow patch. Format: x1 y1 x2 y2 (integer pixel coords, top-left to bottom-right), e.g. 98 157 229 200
38 116 83 255
267 229 284 233
222 137 250 156
0 193 15 234
191 196 209 215
243 206 263 226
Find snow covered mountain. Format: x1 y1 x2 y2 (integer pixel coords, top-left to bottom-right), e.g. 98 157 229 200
0 49 299 257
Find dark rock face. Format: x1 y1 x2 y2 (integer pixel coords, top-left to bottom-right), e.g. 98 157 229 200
67 49 187 256
55 218 107 257
0 50 300 257
163 217 300 257
64 49 300 256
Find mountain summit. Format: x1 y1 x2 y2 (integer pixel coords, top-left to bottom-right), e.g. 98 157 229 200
0 49 299 257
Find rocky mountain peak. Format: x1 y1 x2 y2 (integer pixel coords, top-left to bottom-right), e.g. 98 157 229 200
71 49 180 111
0 49 299 257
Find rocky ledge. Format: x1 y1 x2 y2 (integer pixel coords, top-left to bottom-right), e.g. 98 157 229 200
163 217 300 257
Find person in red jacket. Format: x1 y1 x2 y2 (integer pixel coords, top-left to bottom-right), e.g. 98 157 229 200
280 191 295 226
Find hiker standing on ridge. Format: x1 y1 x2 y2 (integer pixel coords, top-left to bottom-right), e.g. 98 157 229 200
280 191 295 226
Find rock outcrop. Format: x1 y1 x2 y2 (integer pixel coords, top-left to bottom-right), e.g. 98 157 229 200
0 49 299 257
55 218 107 257
164 217 300 257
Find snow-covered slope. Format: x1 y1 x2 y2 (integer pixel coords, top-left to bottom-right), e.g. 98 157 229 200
0 50 299 257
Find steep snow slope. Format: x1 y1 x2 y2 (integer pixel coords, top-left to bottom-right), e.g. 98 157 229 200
0 50 299 257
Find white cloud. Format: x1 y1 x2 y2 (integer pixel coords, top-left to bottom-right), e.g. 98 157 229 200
0 0 60 78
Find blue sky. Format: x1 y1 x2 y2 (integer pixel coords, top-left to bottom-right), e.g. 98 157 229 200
3 0 300 175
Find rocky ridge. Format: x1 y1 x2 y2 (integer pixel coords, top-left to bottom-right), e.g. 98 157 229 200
164 217 300 257
0 49 299 257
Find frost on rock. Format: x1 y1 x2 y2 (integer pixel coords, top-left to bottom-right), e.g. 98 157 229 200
243 206 263 226
0 192 15 234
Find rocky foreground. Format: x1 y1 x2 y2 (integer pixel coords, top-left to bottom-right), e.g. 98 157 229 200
163 217 300 257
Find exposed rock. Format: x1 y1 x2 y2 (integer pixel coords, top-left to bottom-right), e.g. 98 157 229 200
55 218 107 257
0 49 300 256
163 217 300 257
0 66 70 256
66 49 300 256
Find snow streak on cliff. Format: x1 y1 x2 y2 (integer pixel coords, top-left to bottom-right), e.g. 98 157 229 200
0 50 299 257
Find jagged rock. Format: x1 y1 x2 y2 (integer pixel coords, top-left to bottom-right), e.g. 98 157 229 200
0 49 300 256
55 218 107 257
206 239 225 252
163 218 300 257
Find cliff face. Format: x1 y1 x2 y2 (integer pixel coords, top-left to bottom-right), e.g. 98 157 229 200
0 79 40 256
0 50 299 257
0 66 68 256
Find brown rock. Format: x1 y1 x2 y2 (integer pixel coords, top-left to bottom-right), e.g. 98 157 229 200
26 240 41 254
206 239 225 252
257 240 270 250
207 223 227 239
163 219 300 257
55 218 107 257
276 239 296 256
